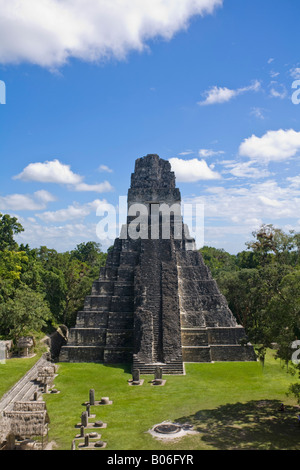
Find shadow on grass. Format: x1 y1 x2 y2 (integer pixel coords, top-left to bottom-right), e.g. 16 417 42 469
176 400 300 450
102 363 132 374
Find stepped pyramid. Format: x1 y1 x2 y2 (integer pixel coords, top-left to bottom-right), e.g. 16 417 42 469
59 154 256 373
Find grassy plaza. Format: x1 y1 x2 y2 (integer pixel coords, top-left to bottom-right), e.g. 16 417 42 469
38 351 300 451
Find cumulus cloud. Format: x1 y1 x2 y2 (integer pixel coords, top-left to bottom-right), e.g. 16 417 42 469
14 159 114 193
0 190 56 211
198 86 236 105
169 157 221 182
185 180 300 223
181 178 300 251
198 80 261 106
239 129 300 163
15 218 105 252
287 175 300 187
14 159 82 184
0 0 223 68
36 199 108 223
221 161 271 179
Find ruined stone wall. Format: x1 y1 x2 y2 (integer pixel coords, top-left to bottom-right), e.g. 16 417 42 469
5 411 48 437
49 327 68 361
0 413 10 444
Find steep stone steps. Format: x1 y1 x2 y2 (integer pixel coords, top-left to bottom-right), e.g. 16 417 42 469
0 356 48 412
132 356 184 375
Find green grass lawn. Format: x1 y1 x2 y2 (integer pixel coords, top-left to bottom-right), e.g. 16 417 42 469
40 351 300 451
0 355 40 399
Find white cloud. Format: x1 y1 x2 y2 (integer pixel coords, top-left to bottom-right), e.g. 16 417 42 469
178 150 194 156
198 149 224 158
270 71 280 78
0 190 56 211
198 80 261 106
34 189 57 203
169 157 221 182
250 107 266 120
98 165 113 173
239 129 300 163
0 0 223 68
290 67 300 79
269 84 287 99
258 195 282 208
36 199 108 223
287 175 300 187
221 161 271 179
74 181 114 193
16 218 108 252
14 159 114 193
182 179 300 251
14 159 82 184
198 86 236 105
185 180 300 223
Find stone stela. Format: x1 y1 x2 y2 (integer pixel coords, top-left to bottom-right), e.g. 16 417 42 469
59 154 256 373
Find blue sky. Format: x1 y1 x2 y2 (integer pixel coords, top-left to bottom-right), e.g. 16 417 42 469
0 0 300 253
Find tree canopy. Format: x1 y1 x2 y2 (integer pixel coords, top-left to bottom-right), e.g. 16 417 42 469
0 213 24 251
0 215 108 342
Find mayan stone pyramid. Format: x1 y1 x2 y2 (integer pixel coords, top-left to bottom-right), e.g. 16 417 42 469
59 154 256 373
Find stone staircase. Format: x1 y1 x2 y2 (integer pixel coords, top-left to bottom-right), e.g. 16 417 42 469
132 356 185 375
0 355 55 444
0 356 49 413
59 239 138 364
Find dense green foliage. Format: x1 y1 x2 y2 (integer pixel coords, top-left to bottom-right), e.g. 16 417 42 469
0 213 107 343
0 213 24 252
200 224 300 403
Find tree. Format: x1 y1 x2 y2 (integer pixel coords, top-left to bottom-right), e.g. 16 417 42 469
70 241 106 267
33 246 108 327
61 257 95 326
200 246 236 278
0 250 29 302
41 269 67 322
246 224 297 266
217 268 262 336
236 250 260 270
288 377 300 405
0 285 52 341
0 213 24 251
264 269 300 363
